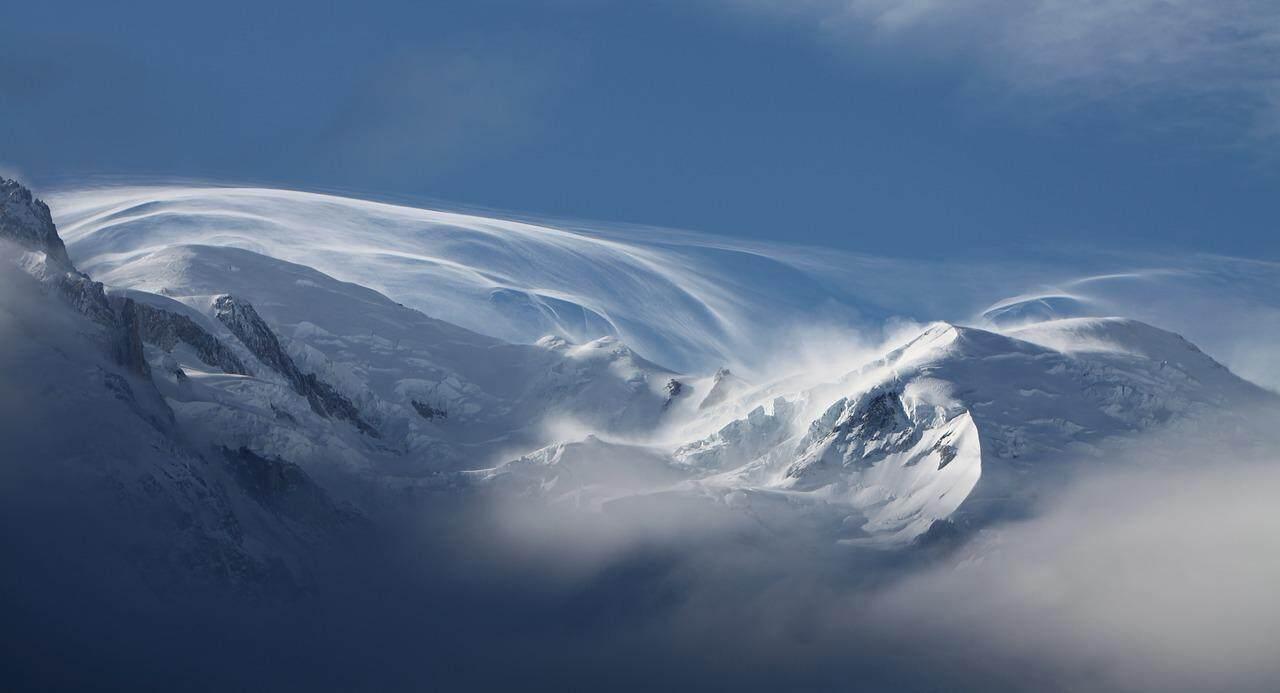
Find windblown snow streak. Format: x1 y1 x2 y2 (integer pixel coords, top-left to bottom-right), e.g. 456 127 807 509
48 184 1280 391
48 185 875 375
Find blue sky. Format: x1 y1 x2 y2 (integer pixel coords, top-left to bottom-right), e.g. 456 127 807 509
4 0 1278 259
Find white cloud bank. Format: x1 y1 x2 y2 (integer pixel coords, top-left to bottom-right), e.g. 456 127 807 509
867 444 1280 690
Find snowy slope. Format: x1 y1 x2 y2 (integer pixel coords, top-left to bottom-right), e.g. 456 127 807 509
91 242 690 472
48 185 872 375
976 263 1280 392
480 318 1273 543
4 176 686 501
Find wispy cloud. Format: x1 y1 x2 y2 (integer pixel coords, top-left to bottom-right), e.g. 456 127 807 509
723 0 1280 140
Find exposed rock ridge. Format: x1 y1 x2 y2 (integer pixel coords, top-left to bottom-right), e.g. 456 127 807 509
1 177 151 377
699 367 746 410
787 387 923 481
222 447 364 533
0 176 73 269
213 294 378 437
134 301 250 375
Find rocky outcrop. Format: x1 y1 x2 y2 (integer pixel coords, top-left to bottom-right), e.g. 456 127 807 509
0 176 73 270
135 301 250 375
663 378 685 409
831 389 919 464
48 269 151 377
52 271 115 324
787 388 922 480
214 294 378 437
699 367 746 410
1 178 152 377
411 400 447 421
222 447 363 532
113 297 152 377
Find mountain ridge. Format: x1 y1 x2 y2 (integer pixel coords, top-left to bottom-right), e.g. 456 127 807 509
3 175 1273 558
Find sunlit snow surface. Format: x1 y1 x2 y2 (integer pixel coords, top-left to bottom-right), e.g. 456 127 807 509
50 185 877 376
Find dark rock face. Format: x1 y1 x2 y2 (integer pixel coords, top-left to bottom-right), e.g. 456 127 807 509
699 367 744 410
214 295 292 378
663 378 685 409
787 388 923 483
43 248 149 378
53 272 151 379
214 294 378 437
912 518 965 551
223 447 361 529
411 400 447 421
134 301 250 375
0 176 73 269
0 178 154 378
934 441 959 470
300 370 378 437
113 297 152 378
837 390 914 448
828 389 921 468
54 272 116 325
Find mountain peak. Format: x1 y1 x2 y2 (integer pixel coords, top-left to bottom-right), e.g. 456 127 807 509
0 177 74 270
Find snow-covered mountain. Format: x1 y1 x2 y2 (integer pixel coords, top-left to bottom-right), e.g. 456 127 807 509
85 241 684 473
473 316 1271 543
0 178 367 597
5 176 1275 573
48 184 877 376
48 184 1280 390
